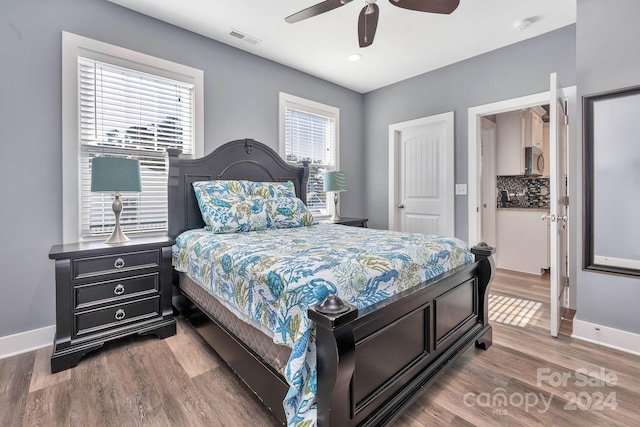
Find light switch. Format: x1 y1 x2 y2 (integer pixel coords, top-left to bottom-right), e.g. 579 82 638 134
455 184 467 195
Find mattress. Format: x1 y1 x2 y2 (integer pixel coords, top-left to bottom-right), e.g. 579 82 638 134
173 223 473 426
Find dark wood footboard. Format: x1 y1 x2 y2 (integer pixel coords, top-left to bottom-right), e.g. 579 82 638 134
309 243 495 427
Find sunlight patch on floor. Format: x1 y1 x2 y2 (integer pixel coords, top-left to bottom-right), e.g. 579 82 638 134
489 294 542 327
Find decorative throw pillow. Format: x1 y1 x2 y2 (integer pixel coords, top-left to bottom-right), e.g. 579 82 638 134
250 181 297 199
266 197 314 229
193 180 252 223
193 180 251 202
198 196 269 233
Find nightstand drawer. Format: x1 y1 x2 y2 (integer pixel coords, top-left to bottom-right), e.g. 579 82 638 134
73 249 159 279
75 296 160 337
75 273 159 309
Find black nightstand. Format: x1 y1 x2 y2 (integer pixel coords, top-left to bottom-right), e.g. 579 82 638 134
48 236 176 373
321 217 368 227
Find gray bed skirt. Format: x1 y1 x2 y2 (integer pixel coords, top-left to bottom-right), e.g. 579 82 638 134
178 272 291 375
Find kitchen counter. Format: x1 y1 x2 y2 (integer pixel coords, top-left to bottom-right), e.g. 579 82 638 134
497 207 549 212
496 209 550 275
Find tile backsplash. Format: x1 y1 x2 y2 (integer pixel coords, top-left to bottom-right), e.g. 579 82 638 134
497 176 550 208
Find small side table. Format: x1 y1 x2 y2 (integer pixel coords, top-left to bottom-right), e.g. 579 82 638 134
48 236 176 373
321 217 368 228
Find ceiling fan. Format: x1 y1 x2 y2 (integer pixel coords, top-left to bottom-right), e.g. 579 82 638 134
285 0 460 48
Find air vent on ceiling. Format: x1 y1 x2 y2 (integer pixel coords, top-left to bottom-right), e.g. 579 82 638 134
229 29 261 45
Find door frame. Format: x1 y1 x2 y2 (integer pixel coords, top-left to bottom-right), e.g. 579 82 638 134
467 86 577 311
389 112 454 232
480 117 497 249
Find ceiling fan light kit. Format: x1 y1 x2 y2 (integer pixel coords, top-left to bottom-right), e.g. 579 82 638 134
286 0 460 47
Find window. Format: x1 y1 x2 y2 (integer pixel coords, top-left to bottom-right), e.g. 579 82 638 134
62 32 203 243
279 93 340 217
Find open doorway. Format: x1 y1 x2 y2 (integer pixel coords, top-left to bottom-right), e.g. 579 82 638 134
485 105 551 274
479 106 557 334
467 83 577 337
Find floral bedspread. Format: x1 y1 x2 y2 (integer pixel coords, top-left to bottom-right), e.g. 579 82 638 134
172 223 473 426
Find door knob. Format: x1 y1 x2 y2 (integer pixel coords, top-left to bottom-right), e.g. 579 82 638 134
542 214 567 223
398 204 405 209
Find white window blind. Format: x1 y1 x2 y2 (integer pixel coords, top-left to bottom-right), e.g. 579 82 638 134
79 57 194 238
282 96 339 216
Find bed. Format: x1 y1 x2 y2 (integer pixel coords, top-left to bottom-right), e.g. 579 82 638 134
167 138 495 426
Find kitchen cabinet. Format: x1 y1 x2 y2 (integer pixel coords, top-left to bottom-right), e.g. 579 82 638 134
525 107 545 150
496 110 523 175
496 209 549 275
495 106 546 176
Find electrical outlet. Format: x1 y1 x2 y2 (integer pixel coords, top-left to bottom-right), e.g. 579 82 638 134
455 184 467 195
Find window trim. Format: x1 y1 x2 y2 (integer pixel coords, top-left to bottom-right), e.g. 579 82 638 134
62 32 204 243
278 92 340 218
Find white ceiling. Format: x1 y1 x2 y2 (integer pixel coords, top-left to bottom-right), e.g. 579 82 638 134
107 0 576 94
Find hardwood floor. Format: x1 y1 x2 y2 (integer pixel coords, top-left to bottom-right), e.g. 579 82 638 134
489 268 576 337
2 270 638 426
490 268 554 335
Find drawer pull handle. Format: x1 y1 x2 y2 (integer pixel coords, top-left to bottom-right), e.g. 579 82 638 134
114 258 125 269
114 284 125 295
115 309 126 321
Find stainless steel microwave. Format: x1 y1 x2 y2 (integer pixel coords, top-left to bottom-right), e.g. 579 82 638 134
524 146 544 176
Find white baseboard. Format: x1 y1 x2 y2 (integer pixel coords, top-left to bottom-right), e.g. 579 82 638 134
0 325 55 360
572 319 640 356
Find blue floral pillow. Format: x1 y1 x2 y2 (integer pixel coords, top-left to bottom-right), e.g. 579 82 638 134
193 180 251 204
193 180 252 227
250 181 296 199
199 197 269 233
266 197 314 229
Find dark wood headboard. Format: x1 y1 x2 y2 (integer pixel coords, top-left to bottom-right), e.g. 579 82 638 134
167 138 310 238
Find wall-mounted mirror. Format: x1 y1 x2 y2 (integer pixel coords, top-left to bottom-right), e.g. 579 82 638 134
583 85 640 277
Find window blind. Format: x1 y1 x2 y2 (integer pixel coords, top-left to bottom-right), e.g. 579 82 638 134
284 107 336 215
79 57 194 238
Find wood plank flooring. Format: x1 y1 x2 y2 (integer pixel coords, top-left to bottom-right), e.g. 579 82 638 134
2 269 638 426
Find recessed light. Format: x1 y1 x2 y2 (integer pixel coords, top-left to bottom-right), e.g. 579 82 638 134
513 19 532 31
348 53 362 62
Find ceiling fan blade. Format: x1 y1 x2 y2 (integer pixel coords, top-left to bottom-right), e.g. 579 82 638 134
358 3 379 47
389 0 459 14
286 0 354 23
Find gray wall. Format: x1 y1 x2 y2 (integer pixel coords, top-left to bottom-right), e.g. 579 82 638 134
574 0 640 333
363 26 576 236
0 0 364 338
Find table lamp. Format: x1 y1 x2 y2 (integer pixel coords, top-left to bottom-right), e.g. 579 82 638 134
91 157 142 244
323 171 347 222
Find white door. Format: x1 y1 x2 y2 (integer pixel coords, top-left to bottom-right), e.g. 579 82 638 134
548 72 569 337
388 112 454 235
